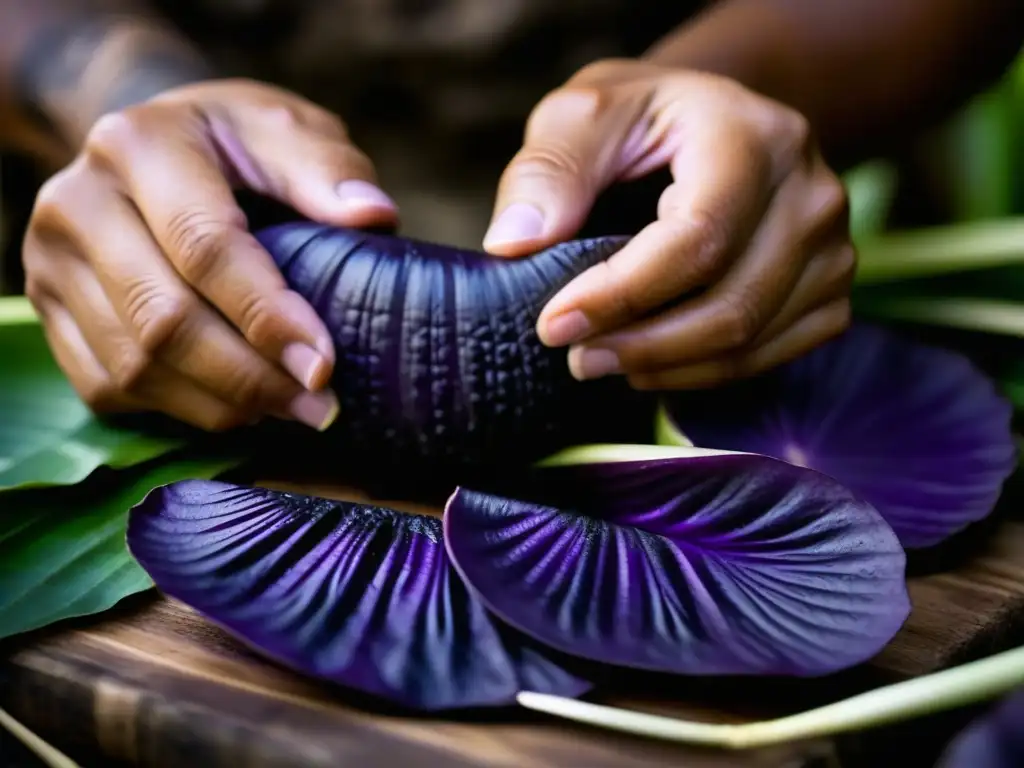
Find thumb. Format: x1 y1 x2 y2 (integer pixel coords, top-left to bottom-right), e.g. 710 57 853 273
483 87 645 257
218 103 399 229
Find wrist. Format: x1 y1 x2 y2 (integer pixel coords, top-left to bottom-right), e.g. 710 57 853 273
642 1 797 106
15 14 215 148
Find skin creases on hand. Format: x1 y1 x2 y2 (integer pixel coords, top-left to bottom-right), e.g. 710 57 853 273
22 79 406 431
484 60 855 390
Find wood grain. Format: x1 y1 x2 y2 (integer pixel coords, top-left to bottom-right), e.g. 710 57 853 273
5 481 1024 768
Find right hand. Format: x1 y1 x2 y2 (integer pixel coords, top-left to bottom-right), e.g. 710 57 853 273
23 79 398 432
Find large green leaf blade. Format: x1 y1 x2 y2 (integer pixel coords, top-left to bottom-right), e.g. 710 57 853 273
0 457 239 640
844 159 898 243
854 262 1024 337
855 219 1024 285
0 298 183 489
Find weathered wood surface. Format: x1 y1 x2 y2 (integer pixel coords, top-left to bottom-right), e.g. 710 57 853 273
4 482 1024 768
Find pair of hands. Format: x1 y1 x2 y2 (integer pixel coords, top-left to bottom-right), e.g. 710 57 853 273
22 59 854 433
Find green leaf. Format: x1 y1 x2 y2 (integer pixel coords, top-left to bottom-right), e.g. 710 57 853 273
998 361 1024 412
0 456 239 640
855 218 1024 285
854 262 1024 337
517 642 1024 749
0 298 183 490
924 84 1017 222
844 160 899 243
856 296 1024 338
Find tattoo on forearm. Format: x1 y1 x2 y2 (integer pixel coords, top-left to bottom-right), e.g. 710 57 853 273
15 13 215 144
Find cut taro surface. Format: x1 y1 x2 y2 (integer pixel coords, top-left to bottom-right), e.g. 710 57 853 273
444 444 911 678
126 480 591 711
657 323 1017 549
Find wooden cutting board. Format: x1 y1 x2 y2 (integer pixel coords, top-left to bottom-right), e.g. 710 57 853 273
4 482 1024 768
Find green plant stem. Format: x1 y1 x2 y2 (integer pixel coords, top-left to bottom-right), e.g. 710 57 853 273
0 296 38 325
857 297 1024 337
856 219 1024 285
0 707 80 768
653 404 693 448
518 644 1024 749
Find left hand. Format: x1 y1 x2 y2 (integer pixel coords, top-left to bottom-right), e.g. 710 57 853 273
483 59 854 390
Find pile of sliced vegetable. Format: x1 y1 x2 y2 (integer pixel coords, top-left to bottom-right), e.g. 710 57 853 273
1 221 1023 753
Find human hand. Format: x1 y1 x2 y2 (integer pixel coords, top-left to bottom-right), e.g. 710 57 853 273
484 60 854 389
23 79 398 430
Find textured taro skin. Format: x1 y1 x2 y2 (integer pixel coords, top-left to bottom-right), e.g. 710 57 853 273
126 480 591 711
659 323 1017 549
444 452 911 678
256 222 630 466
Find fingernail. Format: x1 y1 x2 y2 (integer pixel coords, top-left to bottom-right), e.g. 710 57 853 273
281 342 329 389
288 389 340 431
568 347 621 380
483 202 545 248
542 310 591 347
335 180 397 212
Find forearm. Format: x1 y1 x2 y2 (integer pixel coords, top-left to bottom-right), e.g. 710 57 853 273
0 1 214 159
647 0 1024 167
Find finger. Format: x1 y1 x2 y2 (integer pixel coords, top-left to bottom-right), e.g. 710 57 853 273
562 165 816 378
219 99 399 229
44 251 251 427
134 365 256 432
29 293 138 414
46 200 339 431
45 293 252 430
87 111 337 390
32 281 237 430
626 298 851 391
484 86 648 257
749 239 856 346
536 120 774 348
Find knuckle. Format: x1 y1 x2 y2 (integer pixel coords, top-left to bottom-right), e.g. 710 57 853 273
335 145 376 179
762 106 813 168
31 167 81 229
593 259 639 321
108 346 152 392
236 292 278 347
508 142 586 185
263 103 303 130
569 57 636 85
23 273 49 307
715 291 761 348
829 299 853 335
526 83 605 134
165 209 235 284
780 108 812 148
685 209 732 276
815 172 850 223
84 110 143 159
126 287 195 354
33 171 70 213
829 243 858 289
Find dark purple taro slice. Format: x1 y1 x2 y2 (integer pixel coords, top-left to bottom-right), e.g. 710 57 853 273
256 222 632 468
443 444 910 678
657 323 1016 549
937 687 1024 768
126 480 591 711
